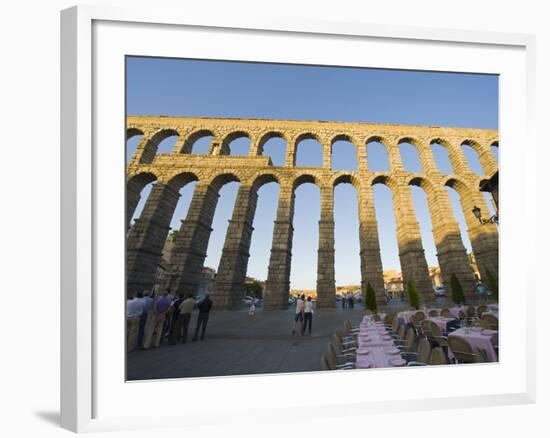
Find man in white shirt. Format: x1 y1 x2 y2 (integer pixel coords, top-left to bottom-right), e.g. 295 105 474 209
127 292 145 318
126 292 145 352
292 294 305 335
302 296 314 335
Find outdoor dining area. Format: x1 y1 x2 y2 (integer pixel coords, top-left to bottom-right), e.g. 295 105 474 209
321 304 499 370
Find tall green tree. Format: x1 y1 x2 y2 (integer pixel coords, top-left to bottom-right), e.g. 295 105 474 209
406 281 420 309
365 283 377 312
486 268 499 302
450 273 466 305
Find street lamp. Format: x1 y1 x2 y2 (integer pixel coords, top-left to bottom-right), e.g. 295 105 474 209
472 205 499 225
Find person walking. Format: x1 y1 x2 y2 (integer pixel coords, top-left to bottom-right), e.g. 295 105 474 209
192 294 213 341
248 297 256 316
177 294 197 343
160 288 175 341
168 293 185 345
292 294 305 335
302 296 314 335
143 288 172 349
342 293 346 309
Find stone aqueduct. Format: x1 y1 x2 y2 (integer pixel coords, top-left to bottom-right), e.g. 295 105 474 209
126 115 499 310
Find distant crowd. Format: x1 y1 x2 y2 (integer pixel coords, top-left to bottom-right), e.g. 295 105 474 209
340 292 356 309
126 288 212 352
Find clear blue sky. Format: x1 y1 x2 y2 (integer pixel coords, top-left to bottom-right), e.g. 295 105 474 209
127 57 498 289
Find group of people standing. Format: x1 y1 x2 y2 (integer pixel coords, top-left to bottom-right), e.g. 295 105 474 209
126 288 213 352
292 294 315 335
341 291 355 309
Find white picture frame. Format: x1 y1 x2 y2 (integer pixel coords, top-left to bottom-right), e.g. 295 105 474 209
60 4 536 433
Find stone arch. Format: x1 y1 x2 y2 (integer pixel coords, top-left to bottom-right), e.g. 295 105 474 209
251 173 280 192
332 173 360 189
460 139 488 175
126 127 144 140
407 177 440 259
408 175 435 191
181 129 215 154
257 132 287 166
429 138 456 175
444 176 473 198
127 128 146 163
221 131 251 156
128 171 158 191
206 172 241 191
127 172 158 229
332 174 361 301
461 138 485 156
369 174 400 293
294 133 323 167
257 131 286 154
409 175 476 297
331 134 357 171
371 174 400 193
137 128 181 164
166 171 200 191
366 136 391 172
292 173 320 190
398 136 424 173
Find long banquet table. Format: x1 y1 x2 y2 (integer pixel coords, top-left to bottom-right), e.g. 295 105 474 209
355 316 406 369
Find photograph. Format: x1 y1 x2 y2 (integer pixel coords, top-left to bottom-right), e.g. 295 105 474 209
125 57 499 381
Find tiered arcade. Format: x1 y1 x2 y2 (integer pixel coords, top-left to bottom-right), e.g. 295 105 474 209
126 116 498 309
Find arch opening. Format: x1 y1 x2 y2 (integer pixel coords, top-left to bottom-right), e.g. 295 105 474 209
261 135 287 166
127 172 157 229
290 183 320 294
371 180 401 301
295 135 323 167
223 132 251 156
331 138 357 171
139 129 181 164
444 185 477 277
185 130 214 154
409 184 439 283
430 141 454 175
126 131 143 163
334 183 361 295
399 140 423 173
461 141 485 176
367 140 390 172
202 180 242 272
162 181 199 265
247 181 281 290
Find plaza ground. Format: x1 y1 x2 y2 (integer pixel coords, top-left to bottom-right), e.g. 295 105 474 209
126 299 447 380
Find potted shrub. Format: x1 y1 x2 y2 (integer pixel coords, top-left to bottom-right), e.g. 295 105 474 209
365 282 377 313
450 273 466 305
486 268 499 303
406 281 420 310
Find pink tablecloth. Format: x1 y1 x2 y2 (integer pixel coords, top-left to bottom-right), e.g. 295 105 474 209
448 306 468 318
397 309 439 323
355 322 406 368
448 327 499 362
427 316 456 332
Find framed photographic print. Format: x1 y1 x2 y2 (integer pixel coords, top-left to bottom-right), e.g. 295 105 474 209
61 4 536 433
